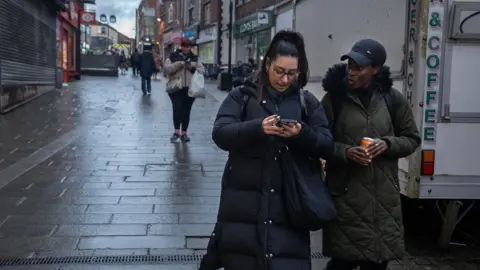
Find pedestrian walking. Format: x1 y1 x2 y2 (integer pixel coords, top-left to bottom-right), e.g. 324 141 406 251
199 30 333 270
152 52 161 80
131 48 140 76
119 51 127 75
320 39 421 270
164 38 204 142
138 46 156 95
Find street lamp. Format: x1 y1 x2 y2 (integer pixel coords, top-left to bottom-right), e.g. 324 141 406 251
157 18 161 22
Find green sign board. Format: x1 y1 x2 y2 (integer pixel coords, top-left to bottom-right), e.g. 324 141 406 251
234 11 274 38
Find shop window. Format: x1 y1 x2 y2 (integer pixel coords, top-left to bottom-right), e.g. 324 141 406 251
188 7 195 25
168 2 173 23
203 2 211 25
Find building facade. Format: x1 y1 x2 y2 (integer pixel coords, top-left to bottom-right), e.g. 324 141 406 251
136 0 157 52
234 0 276 65
0 0 66 113
197 0 220 65
90 23 119 54
58 0 80 82
182 0 200 55
219 0 235 65
160 0 184 60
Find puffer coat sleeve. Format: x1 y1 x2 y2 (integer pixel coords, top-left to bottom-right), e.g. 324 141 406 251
380 89 421 158
286 91 333 159
212 88 264 152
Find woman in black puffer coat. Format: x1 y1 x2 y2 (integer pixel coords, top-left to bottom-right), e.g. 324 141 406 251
200 30 333 270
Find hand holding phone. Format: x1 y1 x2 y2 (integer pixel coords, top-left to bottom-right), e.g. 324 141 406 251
277 118 302 138
276 119 297 127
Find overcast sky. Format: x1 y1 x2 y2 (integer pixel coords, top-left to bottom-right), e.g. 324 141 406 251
89 0 141 38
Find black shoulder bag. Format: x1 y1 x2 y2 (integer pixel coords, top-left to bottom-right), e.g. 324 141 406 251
279 90 337 231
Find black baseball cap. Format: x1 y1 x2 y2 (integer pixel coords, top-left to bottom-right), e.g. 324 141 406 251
341 39 387 67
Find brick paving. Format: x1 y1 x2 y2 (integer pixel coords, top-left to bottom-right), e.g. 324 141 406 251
0 76 477 269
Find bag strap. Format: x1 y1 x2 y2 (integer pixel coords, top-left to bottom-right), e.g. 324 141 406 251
240 94 250 121
299 90 308 123
383 90 397 134
330 92 345 131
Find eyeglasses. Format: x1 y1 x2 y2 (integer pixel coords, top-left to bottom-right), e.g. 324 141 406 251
272 66 298 79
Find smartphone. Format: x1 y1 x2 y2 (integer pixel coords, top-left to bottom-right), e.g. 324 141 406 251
276 119 298 127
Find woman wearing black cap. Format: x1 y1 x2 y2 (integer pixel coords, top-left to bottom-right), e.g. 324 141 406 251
164 38 204 142
321 39 421 270
199 30 333 270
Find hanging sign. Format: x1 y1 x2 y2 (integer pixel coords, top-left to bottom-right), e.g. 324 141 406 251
80 10 96 24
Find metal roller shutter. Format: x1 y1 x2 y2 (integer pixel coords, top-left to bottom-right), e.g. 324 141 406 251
0 0 56 86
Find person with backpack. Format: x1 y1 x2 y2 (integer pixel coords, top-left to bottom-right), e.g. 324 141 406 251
199 30 333 270
320 39 421 270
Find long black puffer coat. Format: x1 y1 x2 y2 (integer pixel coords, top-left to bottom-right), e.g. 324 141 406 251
200 76 333 270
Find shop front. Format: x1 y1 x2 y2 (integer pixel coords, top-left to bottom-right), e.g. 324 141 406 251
183 25 199 55
58 0 80 82
234 11 273 65
163 30 182 60
197 26 217 64
0 0 62 113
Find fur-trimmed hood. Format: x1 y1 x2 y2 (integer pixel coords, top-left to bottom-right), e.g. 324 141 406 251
322 63 393 93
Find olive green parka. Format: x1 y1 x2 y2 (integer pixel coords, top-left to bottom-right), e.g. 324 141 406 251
320 64 421 263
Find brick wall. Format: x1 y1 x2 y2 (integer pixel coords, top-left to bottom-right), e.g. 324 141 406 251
199 0 220 29
160 0 183 31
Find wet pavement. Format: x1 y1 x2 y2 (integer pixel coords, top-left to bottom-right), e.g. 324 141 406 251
0 75 477 269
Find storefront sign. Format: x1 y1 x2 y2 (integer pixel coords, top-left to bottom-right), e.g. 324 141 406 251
422 0 445 145
82 0 96 4
80 10 96 24
234 11 273 38
197 26 217 44
183 26 198 40
405 0 417 106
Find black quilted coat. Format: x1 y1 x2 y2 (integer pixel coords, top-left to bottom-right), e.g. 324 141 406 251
200 77 333 270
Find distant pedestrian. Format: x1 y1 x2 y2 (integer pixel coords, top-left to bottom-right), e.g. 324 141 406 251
164 38 204 142
131 48 140 76
153 52 161 80
119 51 127 75
138 46 156 95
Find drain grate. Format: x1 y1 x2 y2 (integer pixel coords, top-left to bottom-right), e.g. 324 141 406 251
0 253 328 266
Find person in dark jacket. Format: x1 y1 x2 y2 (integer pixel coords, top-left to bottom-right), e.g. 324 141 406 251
131 48 140 76
320 39 421 270
139 46 156 95
199 30 333 270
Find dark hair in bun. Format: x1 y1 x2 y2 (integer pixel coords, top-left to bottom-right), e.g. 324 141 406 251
257 30 309 96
